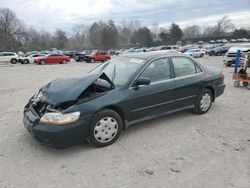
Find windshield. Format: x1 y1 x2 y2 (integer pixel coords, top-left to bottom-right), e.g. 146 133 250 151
90 57 145 86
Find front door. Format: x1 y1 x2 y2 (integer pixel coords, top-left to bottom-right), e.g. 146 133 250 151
127 57 175 122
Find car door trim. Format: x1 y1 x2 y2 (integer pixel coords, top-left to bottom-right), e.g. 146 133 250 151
131 99 175 112
131 94 197 113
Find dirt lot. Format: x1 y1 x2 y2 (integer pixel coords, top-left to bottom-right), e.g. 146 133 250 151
0 56 249 188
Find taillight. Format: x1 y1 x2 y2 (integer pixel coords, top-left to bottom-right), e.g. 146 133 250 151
221 73 225 81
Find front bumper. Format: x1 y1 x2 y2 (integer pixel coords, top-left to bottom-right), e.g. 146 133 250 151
23 109 91 148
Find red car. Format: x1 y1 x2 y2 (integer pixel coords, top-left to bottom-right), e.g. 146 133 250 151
34 54 70 65
85 50 111 63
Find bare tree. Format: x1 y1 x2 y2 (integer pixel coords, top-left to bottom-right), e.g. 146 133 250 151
213 16 235 36
52 29 68 50
183 25 202 38
69 24 89 50
0 8 25 50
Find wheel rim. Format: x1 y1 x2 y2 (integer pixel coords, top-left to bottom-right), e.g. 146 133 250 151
41 61 45 64
200 93 211 111
63 60 66 64
11 59 17 64
91 59 94 63
94 117 118 143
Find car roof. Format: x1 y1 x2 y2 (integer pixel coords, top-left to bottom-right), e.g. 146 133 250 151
120 51 184 60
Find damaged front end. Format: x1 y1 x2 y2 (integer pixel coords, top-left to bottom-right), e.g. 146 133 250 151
24 73 114 118
23 73 114 147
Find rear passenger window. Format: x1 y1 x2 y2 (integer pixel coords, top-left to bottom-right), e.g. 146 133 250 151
172 57 198 77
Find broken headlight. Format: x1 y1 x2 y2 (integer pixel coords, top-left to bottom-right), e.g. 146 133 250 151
40 111 80 125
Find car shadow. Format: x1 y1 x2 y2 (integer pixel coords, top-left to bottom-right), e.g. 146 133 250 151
124 109 194 136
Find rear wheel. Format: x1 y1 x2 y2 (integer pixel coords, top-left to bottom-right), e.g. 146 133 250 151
87 109 122 147
23 59 29 64
194 89 212 114
10 59 18 64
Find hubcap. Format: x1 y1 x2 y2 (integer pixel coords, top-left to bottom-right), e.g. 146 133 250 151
200 93 211 111
94 117 118 143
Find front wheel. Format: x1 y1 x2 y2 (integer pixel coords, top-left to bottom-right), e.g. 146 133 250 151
194 89 213 114
90 58 95 63
40 60 46 65
87 109 122 147
234 80 240 87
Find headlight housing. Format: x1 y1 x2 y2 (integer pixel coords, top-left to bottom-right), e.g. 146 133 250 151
40 112 80 125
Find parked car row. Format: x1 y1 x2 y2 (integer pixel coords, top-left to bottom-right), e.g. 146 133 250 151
209 38 250 44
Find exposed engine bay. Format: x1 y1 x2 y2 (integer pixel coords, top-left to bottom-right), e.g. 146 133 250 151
24 73 114 117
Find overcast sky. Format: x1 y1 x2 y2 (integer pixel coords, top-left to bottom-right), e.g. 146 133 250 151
1 0 250 32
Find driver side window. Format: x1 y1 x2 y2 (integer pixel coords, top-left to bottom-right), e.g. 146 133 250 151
139 58 171 83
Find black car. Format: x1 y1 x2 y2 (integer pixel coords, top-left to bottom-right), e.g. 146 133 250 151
23 52 225 147
208 46 229 56
62 51 87 62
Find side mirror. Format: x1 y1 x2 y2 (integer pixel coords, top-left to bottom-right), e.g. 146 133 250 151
134 77 151 87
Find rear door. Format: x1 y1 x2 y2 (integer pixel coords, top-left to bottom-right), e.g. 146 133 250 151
3 53 10 61
128 57 175 122
171 56 204 109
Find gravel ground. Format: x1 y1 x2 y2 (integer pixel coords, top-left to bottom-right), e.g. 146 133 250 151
0 56 249 188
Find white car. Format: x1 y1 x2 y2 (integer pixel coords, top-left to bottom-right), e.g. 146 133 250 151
184 49 204 58
18 54 46 64
0 52 19 64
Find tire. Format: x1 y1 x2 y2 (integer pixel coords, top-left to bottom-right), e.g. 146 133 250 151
234 81 240 87
194 89 213 114
200 54 204 58
23 59 29 64
243 82 248 87
62 60 67 64
79 58 83 62
90 58 95 63
40 60 46 65
10 59 18 64
87 109 122 147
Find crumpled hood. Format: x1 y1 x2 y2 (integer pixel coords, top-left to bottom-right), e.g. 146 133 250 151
38 73 113 106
